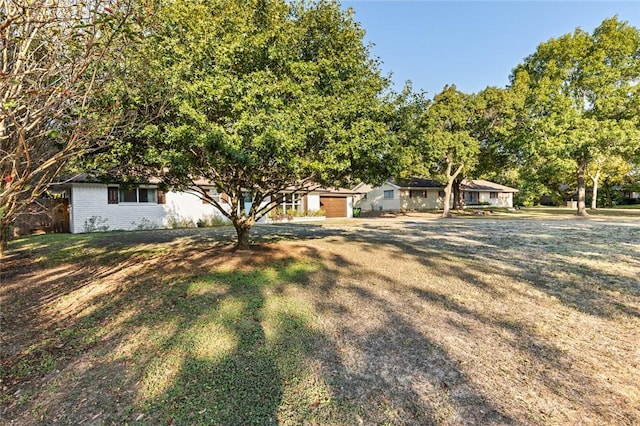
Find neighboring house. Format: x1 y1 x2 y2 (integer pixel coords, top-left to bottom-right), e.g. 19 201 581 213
353 178 447 212
460 179 519 208
354 177 518 212
50 175 356 234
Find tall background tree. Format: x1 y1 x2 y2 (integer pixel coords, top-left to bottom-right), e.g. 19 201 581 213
512 17 640 215
408 85 479 218
0 0 138 254
98 0 395 249
471 85 530 202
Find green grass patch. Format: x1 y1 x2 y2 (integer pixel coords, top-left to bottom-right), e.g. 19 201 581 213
124 261 349 425
519 206 640 218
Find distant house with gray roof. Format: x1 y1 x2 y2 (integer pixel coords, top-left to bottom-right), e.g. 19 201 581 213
353 177 518 212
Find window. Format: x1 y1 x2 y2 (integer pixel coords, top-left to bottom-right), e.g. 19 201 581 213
383 190 394 199
409 190 427 198
107 187 119 204
120 188 138 203
138 188 157 203
438 190 445 198
203 189 221 204
490 192 499 199
282 192 303 213
110 187 159 204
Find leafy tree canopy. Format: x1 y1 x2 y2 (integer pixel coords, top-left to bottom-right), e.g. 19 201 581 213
95 0 396 248
511 16 640 214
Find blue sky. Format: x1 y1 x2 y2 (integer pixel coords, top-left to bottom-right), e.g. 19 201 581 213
341 1 640 96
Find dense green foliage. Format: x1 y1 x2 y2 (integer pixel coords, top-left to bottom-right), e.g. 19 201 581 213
419 85 479 217
511 17 640 213
99 0 394 248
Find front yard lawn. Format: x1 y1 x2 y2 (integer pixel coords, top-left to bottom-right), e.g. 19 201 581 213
2 218 639 424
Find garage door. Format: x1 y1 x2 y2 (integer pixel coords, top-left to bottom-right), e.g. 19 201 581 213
320 196 347 218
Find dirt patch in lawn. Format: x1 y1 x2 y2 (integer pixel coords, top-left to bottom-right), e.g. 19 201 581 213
2 219 639 425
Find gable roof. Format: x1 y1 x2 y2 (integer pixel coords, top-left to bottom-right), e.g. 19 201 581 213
461 179 518 193
390 177 444 189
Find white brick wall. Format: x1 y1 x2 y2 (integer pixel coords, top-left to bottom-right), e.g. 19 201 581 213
69 184 229 233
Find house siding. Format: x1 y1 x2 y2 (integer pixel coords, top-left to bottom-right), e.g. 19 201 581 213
357 179 516 213
307 194 321 212
69 184 229 234
164 191 228 226
70 184 167 233
355 183 400 212
400 189 442 210
475 191 513 208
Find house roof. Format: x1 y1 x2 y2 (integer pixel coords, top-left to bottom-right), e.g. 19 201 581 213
390 177 445 189
354 177 518 193
460 179 519 193
52 173 162 185
352 182 374 193
280 183 360 196
54 174 359 195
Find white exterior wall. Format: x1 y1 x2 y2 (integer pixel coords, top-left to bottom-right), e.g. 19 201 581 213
307 194 321 212
400 189 442 210
477 192 513 208
164 191 228 226
355 183 401 212
69 184 230 234
70 184 167 233
346 196 353 218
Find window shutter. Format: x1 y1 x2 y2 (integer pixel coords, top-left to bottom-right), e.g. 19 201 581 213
108 187 119 204
221 193 229 203
157 190 166 204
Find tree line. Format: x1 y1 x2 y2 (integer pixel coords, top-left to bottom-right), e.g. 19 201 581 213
2 0 639 252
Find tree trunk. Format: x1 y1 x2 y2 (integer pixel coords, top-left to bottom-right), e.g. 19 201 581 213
442 181 453 218
576 155 589 217
0 221 10 257
605 184 613 207
590 167 601 210
233 217 254 250
453 178 463 210
441 155 463 219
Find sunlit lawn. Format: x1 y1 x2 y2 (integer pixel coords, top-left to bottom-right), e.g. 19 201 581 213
2 217 639 424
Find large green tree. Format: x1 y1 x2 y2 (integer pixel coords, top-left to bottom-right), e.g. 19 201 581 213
102 0 393 249
471 86 527 191
512 17 640 215
413 85 479 218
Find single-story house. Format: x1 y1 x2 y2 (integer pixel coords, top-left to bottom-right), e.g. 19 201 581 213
353 177 518 212
49 175 356 234
460 179 519 208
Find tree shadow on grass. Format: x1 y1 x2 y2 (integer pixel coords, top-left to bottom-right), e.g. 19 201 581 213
347 219 640 319
1 235 516 425
4 220 638 424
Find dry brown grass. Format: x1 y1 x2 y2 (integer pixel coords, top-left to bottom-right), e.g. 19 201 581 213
1 218 639 425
